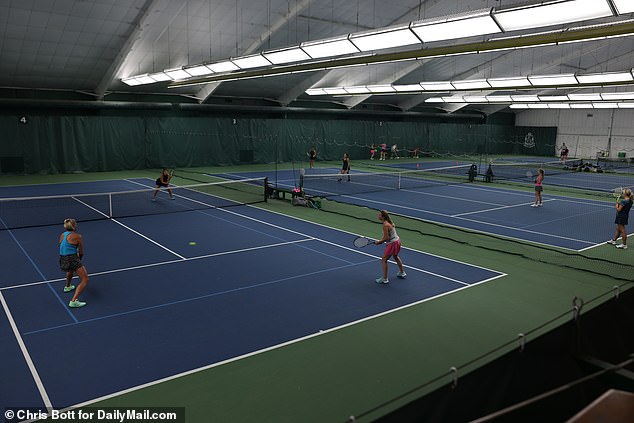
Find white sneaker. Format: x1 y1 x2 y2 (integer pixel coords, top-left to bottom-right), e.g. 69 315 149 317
616 244 628 249
397 271 407 279
607 239 617 245
375 277 389 284
537 203 543 207
530 204 538 207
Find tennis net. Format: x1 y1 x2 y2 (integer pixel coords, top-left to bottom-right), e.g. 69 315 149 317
301 164 472 198
0 177 267 230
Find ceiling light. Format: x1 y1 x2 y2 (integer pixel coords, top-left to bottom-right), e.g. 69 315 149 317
420 81 455 91
344 86 371 94
538 95 570 101
618 103 634 108
122 76 143 86
575 71 634 84
568 93 603 100
592 102 619 108
451 79 490 89
349 26 421 52
305 88 327 95
509 104 530 109
613 0 634 14
569 103 593 108
511 95 540 101
149 72 172 82
393 84 424 92
493 0 614 32
300 36 359 58
601 92 634 100
486 95 513 102
164 68 192 80
463 95 489 102
528 73 578 86
441 96 465 103
487 76 531 88
263 47 311 65
323 87 349 95
548 103 570 108
366 85 396 93
410 9 501 42
527 103 549 108
231 54 272 69
184 65 214 77
425 97 445 102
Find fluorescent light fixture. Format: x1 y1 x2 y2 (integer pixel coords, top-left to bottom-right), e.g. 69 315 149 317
486 95 513 102
300 36 359 58
538 95 570 101
344 86 371 94
349 26 421 52
323 87 349 95
425 97 446 102
568 93 603 100
164 68 192 80
393 84 424 92
592 102 619 108
231 54 271 69
487 76 531 88
548 103 570 109
184 65 214 77
135 75 156 84
263 47 311 65
575 71 633 84
618 103 634 108
613 0 634 14
410 9 501 42
493 0 614 32
441 96 465 103
149 72 172 82
451 79 490 90
366 85 396 93
207 61 240 73
463 95 489 102
122 76 143 86
509 104 530 109
570 103 594 108
420 81 455 91
601 92 634 100
511 95 540 101
527 103 549 108
528 73 578 86
305 88 327 95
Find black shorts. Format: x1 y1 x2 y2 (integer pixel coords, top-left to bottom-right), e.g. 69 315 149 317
535 186 543 192
156 178 169 187
60 255 83 272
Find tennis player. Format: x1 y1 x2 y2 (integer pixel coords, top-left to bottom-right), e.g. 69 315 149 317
337 153 350 182
374 210 406 284
308 146 317 169
531 168 545 207
152 168 174 200
559 143 569 163
59 218 89 308
607 188 633 250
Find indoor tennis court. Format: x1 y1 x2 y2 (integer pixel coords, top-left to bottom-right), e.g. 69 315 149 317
1 1 634 423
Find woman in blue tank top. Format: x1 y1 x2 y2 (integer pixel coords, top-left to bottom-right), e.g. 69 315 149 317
59 218 89 308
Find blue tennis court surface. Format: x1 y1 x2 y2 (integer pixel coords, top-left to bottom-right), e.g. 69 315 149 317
0 178 504 411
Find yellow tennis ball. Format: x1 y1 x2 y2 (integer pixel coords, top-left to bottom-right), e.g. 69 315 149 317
189 242 197 246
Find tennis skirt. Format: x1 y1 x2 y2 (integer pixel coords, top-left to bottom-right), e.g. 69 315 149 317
615 215 629 225
60 254 83 272
535 185 543 192
384 239 401 256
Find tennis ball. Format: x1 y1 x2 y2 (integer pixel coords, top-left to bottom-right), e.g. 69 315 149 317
189 242 197 246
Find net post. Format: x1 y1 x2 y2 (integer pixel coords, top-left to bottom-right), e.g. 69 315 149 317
449 366 458 389
264 177 268 203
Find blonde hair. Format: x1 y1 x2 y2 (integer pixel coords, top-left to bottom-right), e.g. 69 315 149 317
624 188 632 198
63 218 77 231
379 209 394 225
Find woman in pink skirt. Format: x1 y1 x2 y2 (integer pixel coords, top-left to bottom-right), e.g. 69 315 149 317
374 210 406 284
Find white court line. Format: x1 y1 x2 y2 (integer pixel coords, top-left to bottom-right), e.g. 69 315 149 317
72 196 186 260
451 199 556 217
0 291 53 410
1 239 313 292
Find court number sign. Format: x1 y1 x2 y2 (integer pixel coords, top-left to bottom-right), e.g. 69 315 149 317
19 116 28 124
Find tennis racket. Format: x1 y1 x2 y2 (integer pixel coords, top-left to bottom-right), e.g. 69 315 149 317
353 236 375 248
613 187 623 203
